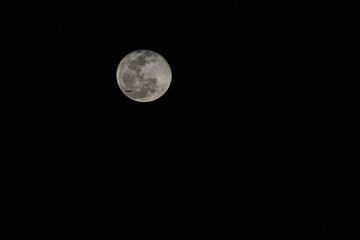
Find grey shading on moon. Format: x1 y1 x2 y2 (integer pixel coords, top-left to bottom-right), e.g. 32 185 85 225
116 49 172 102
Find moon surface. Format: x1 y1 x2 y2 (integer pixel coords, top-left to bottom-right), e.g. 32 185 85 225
116 49 172 102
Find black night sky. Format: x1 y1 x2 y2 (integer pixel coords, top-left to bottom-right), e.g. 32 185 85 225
4 1 358 239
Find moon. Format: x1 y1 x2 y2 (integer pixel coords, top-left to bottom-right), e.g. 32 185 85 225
116 49 172 102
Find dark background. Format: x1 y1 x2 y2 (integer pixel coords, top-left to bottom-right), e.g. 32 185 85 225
4 0 358 239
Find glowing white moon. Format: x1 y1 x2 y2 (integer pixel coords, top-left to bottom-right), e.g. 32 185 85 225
116 49 172 102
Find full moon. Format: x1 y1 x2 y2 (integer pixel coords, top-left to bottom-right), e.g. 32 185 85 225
116 49 172 102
